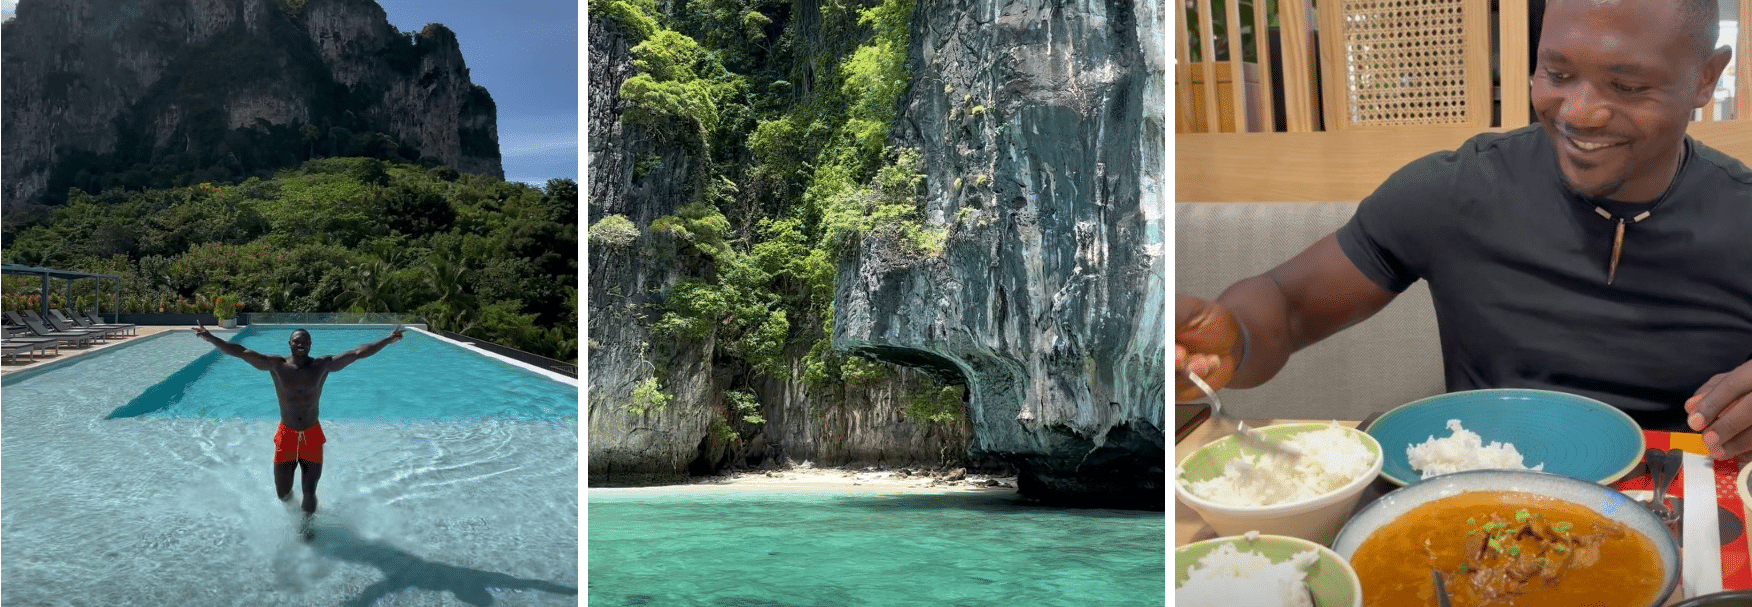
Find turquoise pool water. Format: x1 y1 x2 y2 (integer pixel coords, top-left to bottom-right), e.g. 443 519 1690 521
2 328 578 606
588 488 1166 606
110 326 576 419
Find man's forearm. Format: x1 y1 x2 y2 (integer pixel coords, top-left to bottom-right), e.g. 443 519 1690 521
353 336 395 358
198 330 226 347
201 331 248 357
1215 275 1297 389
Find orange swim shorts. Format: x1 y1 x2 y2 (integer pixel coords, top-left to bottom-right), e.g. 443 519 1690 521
273 423 325 463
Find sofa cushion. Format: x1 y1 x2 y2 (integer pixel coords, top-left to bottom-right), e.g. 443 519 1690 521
1175 202 1444 421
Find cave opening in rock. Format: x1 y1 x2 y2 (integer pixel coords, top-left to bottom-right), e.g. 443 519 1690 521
849 345 968 387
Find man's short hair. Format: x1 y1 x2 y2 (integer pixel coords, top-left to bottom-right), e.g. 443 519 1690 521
1678 0 1721 58
291 328 310 338
1546 0 1720 59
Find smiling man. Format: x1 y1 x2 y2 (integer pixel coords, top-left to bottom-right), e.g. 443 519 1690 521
194 324 404 538
1176 0 1752 456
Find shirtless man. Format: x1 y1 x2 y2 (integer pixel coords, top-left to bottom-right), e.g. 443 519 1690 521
193 323 403 536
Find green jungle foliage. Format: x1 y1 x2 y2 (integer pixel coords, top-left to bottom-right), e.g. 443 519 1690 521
2 158 578 363
905 384 967 424
597 0 962 424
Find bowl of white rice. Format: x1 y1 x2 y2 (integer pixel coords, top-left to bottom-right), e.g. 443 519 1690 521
1364 389 1644 486
1176 532 1362 607
1175 422 1383 545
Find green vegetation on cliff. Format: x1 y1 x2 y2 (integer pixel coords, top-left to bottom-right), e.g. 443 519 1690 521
597 0 958 424
3 158 577 363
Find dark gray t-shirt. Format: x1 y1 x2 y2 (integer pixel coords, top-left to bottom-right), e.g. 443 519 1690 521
1336 125 1752 429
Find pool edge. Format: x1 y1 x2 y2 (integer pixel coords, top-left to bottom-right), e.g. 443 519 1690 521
1 330 185 386
414 327 579 387
245 324 577 387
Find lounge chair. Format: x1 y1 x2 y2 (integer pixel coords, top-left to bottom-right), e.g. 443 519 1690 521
7 310 100 347
2 335 60 363
78 309 136 336
39 309 123 341
56 309 131 338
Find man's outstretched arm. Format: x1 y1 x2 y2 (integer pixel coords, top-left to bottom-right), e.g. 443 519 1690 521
329 325 404 371
194 321 277 370
1176 234 1398 401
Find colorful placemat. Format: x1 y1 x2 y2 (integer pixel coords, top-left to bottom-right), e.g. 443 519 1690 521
1615 431 1751 591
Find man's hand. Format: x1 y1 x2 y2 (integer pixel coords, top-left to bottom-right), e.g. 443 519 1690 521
194 320 211 339
1687 359 1752 460
389 325 404 343
1175 293 1244 402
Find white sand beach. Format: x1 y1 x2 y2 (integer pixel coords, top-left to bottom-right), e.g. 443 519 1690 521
664 465 1021 494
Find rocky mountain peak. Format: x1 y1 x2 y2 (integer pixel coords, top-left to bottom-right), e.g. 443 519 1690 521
1 0 502 211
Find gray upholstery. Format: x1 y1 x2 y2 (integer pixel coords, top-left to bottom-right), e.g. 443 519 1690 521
1175 202 1444 421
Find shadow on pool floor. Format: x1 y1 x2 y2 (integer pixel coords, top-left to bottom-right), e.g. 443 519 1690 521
310 523 578 606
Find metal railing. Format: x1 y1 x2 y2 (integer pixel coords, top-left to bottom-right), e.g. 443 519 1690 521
241 313 423 325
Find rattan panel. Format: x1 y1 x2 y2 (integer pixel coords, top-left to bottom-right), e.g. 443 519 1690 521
1341 0 1475 126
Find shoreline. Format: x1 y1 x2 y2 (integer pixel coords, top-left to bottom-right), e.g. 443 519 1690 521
591 464 1020 494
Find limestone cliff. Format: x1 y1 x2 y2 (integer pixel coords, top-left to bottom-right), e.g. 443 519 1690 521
586 13 973 485
585 0 1164 507
834 0 1167 506
1 0 502 209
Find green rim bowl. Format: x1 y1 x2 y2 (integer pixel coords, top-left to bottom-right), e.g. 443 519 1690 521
1175 423 1384 545
1175 534 1362 607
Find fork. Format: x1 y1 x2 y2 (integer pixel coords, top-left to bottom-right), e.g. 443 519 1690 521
1184 371 1302 459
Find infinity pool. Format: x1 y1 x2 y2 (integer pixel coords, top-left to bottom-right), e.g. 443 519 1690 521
111 326 576 420
2 327 579 606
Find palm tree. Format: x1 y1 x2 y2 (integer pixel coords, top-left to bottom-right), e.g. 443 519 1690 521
341 259 394 313
421 253 477 333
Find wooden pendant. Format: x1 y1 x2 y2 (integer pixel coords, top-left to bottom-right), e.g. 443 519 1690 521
1608 219 1625 285
1595 206 1651 285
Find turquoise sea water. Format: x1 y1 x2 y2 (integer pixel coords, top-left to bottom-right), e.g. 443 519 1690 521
589 488 1166 607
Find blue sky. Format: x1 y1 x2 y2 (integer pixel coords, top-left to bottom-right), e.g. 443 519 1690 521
376 0 578 187
1 0 578 188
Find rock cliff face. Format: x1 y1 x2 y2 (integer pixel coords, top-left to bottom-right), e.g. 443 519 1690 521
1 0 501 208
834 0 1166 506
586 15 973 485
586 0 1165 506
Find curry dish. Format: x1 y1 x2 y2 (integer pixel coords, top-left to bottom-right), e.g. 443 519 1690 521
1349 490 1664 607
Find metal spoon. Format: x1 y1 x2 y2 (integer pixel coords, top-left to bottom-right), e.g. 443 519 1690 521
1646 449 1673 519
1430 568 1452 607
1646 448 1682 531
1184 371 1301 459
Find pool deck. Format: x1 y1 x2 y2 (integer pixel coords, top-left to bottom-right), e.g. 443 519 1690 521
2 326 183 376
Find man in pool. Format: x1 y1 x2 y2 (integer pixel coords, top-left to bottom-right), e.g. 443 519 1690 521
193 323 404 537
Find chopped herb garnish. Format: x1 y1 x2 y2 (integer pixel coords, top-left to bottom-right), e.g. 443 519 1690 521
1457 564 1470 574
1506 546 1522 557
1488 537 1502 553
1552 522 1573 537
1516 509 1532 523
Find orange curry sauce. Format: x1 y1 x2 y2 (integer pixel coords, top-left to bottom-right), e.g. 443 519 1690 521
1349 490 1664 607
